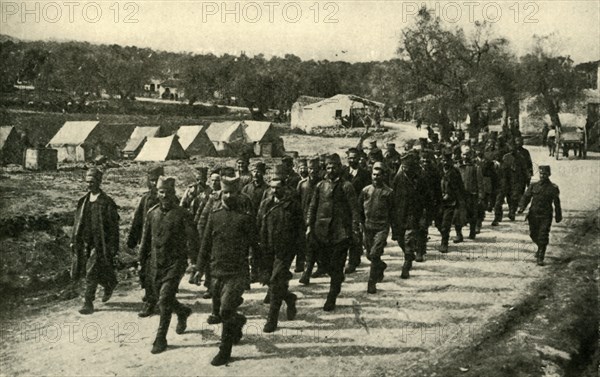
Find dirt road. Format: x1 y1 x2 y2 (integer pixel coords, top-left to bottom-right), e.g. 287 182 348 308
1 146 597 376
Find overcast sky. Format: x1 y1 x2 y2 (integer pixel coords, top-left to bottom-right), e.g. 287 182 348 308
2 1 599 63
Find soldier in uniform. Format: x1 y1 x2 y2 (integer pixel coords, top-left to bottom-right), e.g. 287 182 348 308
283 155 302 190
384 142 401 178
236 157 252 187
514 136 533 186
358 162 395 294
307 154 360 311
70 168 119 315
180 167 209 215
455 146 484 241
518 166 562 266
493 141 530 224
127 166 164 317
139 177 198 354
297 158 309 179
298 157 325 284
343 147 371 274
257 173 302 332
392 153 428 278
418 150 441 261
195 177 257 366
436 152 465 253
241 162 269 212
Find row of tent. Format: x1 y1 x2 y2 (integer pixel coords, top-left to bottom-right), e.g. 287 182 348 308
41 120 285 163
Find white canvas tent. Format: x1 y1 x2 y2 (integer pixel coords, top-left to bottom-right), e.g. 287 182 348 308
134 135 187 161
242 121 284 157
122 126 162 159
47 121 135 162
205 121 247 156
175 125 218 156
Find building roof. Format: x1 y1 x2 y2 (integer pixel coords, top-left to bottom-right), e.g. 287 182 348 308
243 121 273 142
308 94 385 109
47 121 99 147
294 95 326 106
134 135 187 161
205 121 244 143
123 126 161 152
0 126 16 150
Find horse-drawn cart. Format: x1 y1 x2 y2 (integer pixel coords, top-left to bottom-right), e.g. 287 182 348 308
555 124 587 160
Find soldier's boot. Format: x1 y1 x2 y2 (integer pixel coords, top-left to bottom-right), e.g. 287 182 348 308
476 220 482 234
468 224 477 240
207 294 222 324
101 283 116 303
491 213 501 226
323 280 341 312
211 320 234 366
284 292 297 320
78 299 94 315
367 280 377 294
400 257 413 279
367 262 378 294
151 312 171 354
138 302 157 318
232 313 247 344
453 227 464 243
175 304 192 335
537 245 547 266
263 290 271 304
439 234 450 253
311 267 328 278
377 261 388 282
299 259 314 285
263 303 281 333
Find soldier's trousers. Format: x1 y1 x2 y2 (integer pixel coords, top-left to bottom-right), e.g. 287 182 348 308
461 193 478 235
319 239 350 299
211 275 246 317
364 227 388 260
156 277 189 339
508 182 526 216
304 234 324 274
348 233 363 268
438 206 455 245
396 228 417 261
84 254 118 303
266 259 295 315
528 216 552 247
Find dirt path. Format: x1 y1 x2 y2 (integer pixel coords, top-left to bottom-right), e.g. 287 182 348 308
1 147 598 376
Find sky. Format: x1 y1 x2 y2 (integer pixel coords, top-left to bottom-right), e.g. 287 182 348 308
1 0 599 63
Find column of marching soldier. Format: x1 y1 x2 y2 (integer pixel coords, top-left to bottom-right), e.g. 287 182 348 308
69 132 562 366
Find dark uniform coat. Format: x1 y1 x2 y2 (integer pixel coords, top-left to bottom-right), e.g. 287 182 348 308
71 191 120 282
518 179 562 247
127 191 158 249
139 204 199 286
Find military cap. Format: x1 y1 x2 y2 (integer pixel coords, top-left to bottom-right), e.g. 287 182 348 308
282 155 294 163
297 158 308 167
220 176 240 191
251 161 267 173
308 157 320 169
236 156 250 163
539 165 551 175
326 153 342 165
194 166 208 178
372 161 384 171
85 167 103 182
319 153 329 160
147 166 164 179
156 176 176 191
220 166 236 177
386 142 396 148
369 140 378 146
346 147 360 155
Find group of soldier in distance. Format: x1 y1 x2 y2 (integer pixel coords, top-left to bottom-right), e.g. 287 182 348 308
69 128 562 366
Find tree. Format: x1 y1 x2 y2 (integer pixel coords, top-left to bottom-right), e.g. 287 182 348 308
519 34 585 129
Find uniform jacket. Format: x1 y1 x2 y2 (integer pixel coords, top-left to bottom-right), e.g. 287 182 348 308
307 177 359 244
516 146 533 179
440 166 465 208
197 202 258 278
127 191 158 249
343 165 372 196
358 183 396 232
71 191 119 280
457 161 484 199
241 180 269 215
257 194 304 279
519 180 562 219
501 151 530 185
392 170 428 230
297 176 320 218
180 183 210 215
139 203 199 284
196 191 254 243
